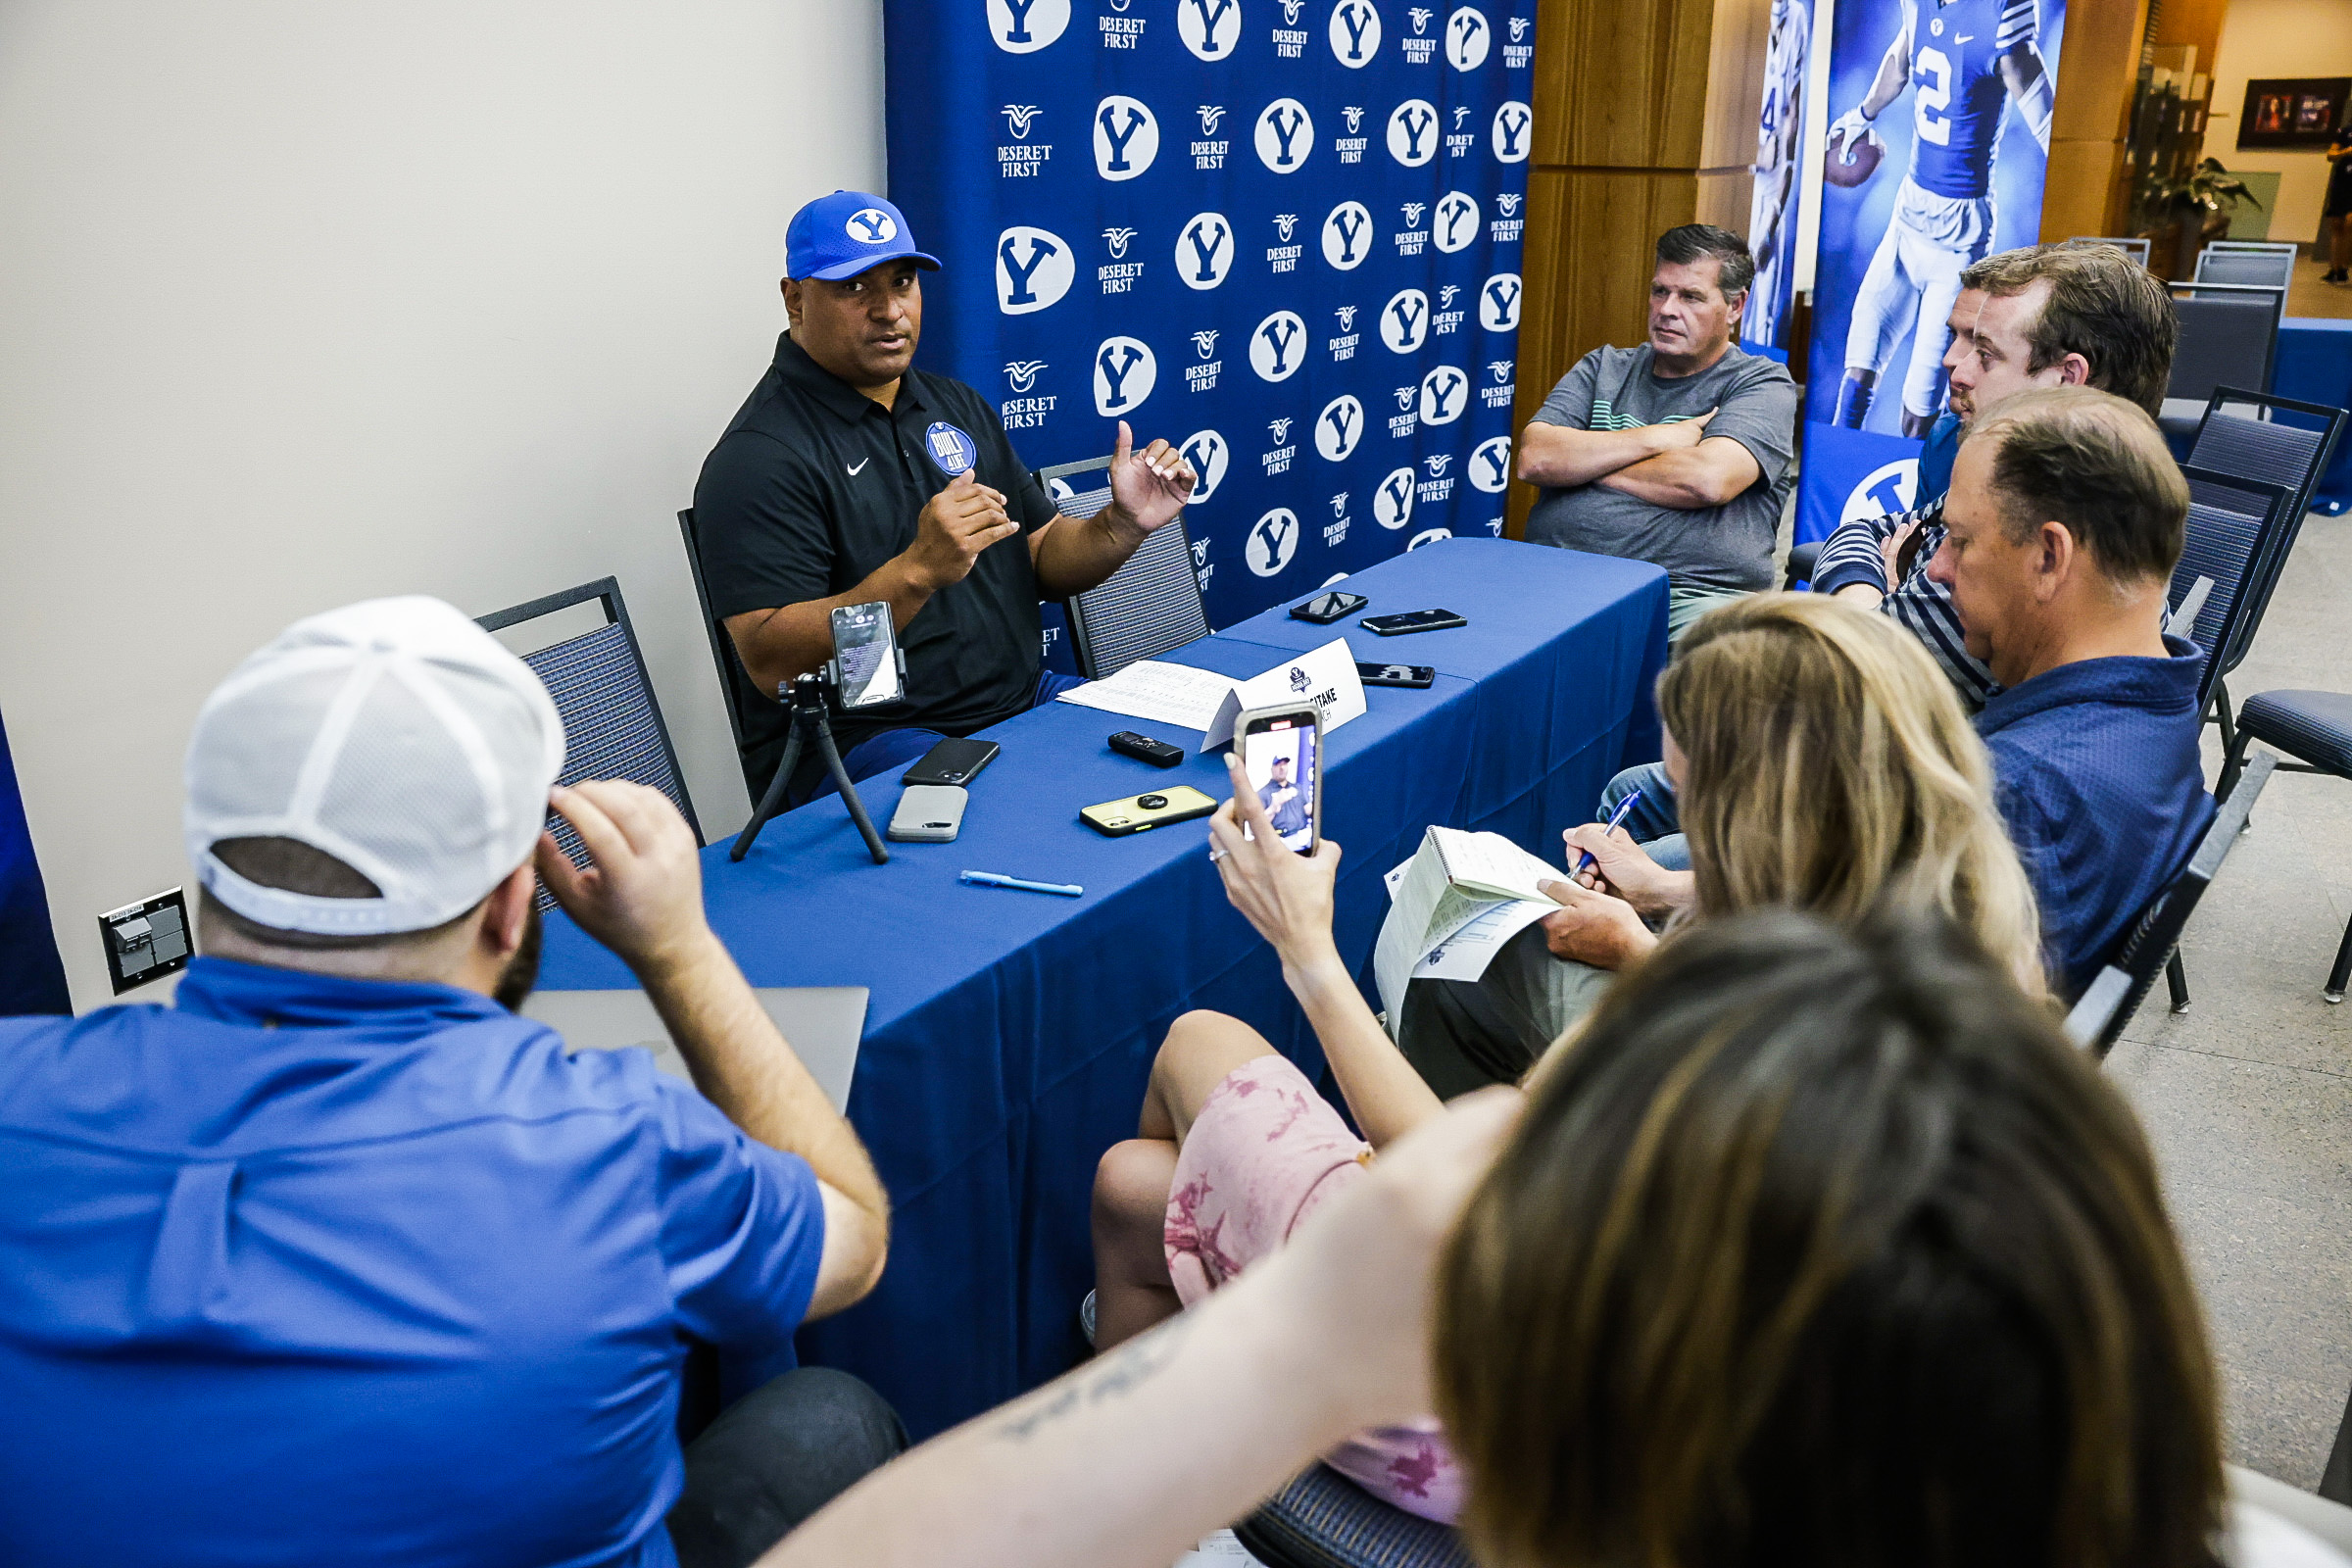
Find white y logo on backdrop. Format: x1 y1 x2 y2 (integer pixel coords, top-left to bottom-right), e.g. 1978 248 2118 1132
1095 97 1159 179
1330 1 1383 65
1257 99 1316 172
1470 435 1513 492
1178 0 1243 58
1493 101 1532 161
1446 6 1490 68
1316 394 1366 461
1181 430 1231 500
1381 287 1430 352
1434 191 1479 252
1371 466 1417 529
1479 271 1522 329
988 0 1071 52
1322 201 1372 269
1176 213 1234 288
1419 366 1467 423
1251 311 1308 380
1095 337 1158 415
1248 508 1300 575
997 227 1074 313
1387 100 1438 166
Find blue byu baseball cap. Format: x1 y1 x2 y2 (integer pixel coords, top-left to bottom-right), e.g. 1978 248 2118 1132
785 191 942 281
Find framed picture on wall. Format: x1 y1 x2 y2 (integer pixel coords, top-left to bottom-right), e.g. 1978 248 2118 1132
2237 77 2351 149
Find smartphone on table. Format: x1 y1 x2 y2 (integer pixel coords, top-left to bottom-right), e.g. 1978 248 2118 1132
1355 662 1436 689
1080 786 1219 836
828 602 903 708
1290 590 1368 624
905 737 1000 787
1235 705 1322 855
1359 608 1466 637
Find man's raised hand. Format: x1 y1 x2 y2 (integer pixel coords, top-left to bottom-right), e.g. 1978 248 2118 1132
537 781 715 979
909 469 1020 590
1104 420 1197 539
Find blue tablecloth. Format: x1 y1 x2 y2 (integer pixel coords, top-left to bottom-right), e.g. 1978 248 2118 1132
537 537 1668 1438
2278 318 2352 514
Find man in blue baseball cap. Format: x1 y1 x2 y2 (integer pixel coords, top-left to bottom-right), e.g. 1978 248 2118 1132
694 190 1198 805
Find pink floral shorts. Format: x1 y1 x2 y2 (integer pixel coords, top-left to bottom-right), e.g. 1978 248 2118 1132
1163 1054 1464 1525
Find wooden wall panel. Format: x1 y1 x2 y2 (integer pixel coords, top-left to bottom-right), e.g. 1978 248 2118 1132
1531 0 1719 168
2039 0 2150 241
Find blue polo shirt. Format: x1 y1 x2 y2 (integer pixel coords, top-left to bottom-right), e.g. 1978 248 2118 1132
1977 635 2213 999
0 957 826 1568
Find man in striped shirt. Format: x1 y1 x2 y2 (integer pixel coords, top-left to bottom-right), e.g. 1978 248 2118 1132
1811 243 2179 710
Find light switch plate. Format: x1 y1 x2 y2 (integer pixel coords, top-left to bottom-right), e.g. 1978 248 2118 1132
99 888 192 995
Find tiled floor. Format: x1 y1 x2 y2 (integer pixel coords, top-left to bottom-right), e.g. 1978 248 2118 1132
2105 505 2352 1489
2289 255 2352 321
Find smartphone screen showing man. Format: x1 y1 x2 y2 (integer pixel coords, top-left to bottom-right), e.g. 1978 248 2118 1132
1239 707 1320 854
829 602 902 709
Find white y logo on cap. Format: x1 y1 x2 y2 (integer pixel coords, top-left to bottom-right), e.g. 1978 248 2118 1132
847 209 898 244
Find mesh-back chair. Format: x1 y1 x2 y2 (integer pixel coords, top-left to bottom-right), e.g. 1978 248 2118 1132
2170 467 2297 716
1038 456 1210 680
2194 246 2296 291
2064 751 2276 1055
1231 1464 1473 1568
2224 696 2352 1002
2199 239 2299 264
2162 291 2283 440
478 577 702 907
2189 393 2348 708
2065 235 2151 267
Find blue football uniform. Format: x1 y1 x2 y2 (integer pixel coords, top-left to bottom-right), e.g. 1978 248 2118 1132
1906 0 2037 198
1843 0 2041 422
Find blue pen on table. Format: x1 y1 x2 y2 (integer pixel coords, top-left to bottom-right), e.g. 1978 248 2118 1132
1571 788 1645 880
961 870 1085 898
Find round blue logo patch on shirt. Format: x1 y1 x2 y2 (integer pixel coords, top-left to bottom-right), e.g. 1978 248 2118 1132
923 421 980 477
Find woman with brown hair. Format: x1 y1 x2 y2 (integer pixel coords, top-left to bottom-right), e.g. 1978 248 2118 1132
1086 594 2044 1522
1438 906 2230 1568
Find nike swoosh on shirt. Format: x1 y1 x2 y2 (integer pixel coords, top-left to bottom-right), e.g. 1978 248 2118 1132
1954 32 1975 42
847 459 870 476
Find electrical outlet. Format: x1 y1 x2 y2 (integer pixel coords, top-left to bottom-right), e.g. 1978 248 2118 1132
98 888 192 995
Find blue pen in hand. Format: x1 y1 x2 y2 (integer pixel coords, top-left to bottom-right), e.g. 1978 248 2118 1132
1571 787 1645 881
961 870 1085 898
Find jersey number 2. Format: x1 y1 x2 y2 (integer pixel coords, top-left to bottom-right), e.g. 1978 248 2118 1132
1914 47 1953 145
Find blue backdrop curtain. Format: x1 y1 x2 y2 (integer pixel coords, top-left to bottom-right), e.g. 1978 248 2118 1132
0 709 70 1017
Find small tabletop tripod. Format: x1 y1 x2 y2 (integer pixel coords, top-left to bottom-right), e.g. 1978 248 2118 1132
729 671 889 865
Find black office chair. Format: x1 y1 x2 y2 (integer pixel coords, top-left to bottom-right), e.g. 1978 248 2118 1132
478 577 702 906
1783 539 1821 589
2065 235 2151 267
1231 1464 1472 1568
2160 292 2283 443
2170 467 2297 715
1038 456 1210 680
2222 696 2352 1003
677 507 769 798
2064 751 2277 1056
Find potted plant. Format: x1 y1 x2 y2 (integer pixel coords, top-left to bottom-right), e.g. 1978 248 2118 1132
2138 158 2264 278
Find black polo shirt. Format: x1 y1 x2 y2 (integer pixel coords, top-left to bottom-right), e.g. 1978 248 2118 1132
693 334 1059 793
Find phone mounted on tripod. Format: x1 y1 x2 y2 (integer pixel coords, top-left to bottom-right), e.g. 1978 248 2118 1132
728 603 907 866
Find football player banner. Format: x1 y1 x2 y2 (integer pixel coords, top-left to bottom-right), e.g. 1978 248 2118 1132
1794 0 2065 544
880 0 1536 643
1740 0 1809 360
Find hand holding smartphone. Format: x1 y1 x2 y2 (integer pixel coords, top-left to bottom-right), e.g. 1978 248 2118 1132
1233 705 1322 855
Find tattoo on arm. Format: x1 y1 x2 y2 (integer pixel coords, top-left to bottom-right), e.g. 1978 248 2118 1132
990 1313 1197 1443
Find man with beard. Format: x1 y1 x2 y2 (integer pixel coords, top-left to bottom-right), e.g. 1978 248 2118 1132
0 598 895 1568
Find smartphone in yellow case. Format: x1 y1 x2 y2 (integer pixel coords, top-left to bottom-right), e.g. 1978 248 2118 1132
1080 785 1219 837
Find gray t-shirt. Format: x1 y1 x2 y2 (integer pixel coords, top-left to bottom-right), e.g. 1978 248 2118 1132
1523 343 1798 593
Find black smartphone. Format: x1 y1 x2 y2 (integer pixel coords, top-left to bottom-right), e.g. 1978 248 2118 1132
1355 662 1436 689
1290 591 1368 624
828 602 904 708
904 737 1000 787
1359 609 1467 637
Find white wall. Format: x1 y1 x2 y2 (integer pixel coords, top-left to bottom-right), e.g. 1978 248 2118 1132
2205 0 2352 245
0 2 885 1010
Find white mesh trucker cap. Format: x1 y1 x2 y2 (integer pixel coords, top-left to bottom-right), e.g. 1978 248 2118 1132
184 597 566 936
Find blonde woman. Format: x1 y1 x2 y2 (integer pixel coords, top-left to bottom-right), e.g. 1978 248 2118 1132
1086 593 2044 1525
1403 589 2046 1094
